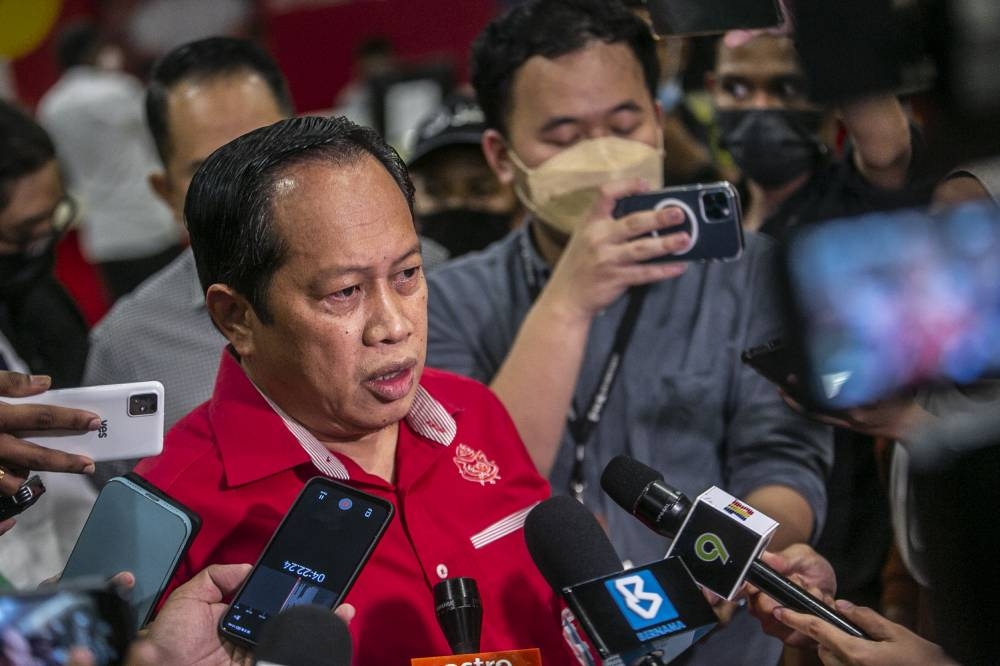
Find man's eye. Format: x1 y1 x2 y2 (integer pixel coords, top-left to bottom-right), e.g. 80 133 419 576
399 267 420 280
723 80 751 100
331 285 359 299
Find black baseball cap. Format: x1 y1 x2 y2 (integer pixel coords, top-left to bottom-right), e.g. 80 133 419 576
407 93 486 169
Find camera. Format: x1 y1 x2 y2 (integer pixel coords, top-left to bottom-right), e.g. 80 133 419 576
128 392 158 416
0 475 46 521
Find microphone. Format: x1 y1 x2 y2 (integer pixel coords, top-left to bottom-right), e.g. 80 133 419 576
525 496 717 665
600 455 870 640
434 577 482 655
254 604 352 666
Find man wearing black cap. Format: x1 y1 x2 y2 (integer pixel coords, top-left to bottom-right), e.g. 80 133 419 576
408 93 520 257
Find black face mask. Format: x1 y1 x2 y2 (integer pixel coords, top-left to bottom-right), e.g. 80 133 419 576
419 209 512 257
0 243 56 299
716 109 827 189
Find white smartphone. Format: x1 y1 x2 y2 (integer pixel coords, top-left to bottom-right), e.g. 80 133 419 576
5 381 165 461
61 474 200 629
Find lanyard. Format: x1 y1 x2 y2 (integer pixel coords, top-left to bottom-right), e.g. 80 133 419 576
518 231 647 501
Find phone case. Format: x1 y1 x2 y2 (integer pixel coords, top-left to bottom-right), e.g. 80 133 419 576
220 477 394 648
5 381 165 461
613 181 745 263
61 474 201 629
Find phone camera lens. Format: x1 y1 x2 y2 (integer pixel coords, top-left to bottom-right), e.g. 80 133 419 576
701 192 731 222
128 393 158 416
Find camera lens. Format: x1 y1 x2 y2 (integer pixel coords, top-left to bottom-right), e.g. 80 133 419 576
128 393 158 416
701 192 731 222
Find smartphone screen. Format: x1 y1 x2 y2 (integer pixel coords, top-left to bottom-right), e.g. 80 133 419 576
220 478 393 646
0 586 133 665
61 476 197 630
646 0 782 36
785 202 1000 409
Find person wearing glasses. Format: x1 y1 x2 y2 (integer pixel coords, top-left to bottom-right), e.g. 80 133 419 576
0 100 97 588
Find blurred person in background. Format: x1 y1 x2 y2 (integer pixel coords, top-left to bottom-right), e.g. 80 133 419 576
407 93 521 258
37 21 182 302
83 37 292 488
0 102 98 588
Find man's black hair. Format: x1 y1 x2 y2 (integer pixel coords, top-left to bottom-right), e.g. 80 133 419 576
55 21 100 71
184 115 414 324
0 101 56 211
146 36 293 164
470 0 659 135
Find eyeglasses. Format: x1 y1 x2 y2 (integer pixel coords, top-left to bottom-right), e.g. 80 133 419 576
0 195 79 255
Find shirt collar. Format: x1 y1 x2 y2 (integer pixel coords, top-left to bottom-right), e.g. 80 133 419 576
210 351 458 487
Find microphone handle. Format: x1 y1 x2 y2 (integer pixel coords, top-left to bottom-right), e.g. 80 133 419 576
747 559 871 640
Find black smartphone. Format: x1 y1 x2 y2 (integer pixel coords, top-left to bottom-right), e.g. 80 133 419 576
0 475 45 521
0 581 134 665
219 477 393 647
614 181 744 263
646 0 783 36
61 474 201 630
783 201 1000 410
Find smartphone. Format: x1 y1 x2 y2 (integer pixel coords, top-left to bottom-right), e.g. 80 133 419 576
5 381 165 462
783 201 1000 410
614 181 744 262
0 475 45 521
0 582 134 665
219 477 394 647
61 474 200 629
646 0 783 36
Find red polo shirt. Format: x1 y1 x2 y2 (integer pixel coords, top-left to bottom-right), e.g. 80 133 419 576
136 351 576 665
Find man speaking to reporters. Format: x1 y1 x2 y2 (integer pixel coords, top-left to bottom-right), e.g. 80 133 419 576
135 116 574 664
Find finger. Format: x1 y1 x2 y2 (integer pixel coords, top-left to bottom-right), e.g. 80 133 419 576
0 467 30 496
0 517 15 536
612 206 686 244
175 563 253 603
592 178 653 220
109 571 136 591
772 606 862 652
617 261 690 287
123 639 162 666
758 549 790 574
0 402 102 432
334 603 356 626
67 647 96 666
831 600 896 641
618 231 693 264
0 435 95 475
0 371 53 398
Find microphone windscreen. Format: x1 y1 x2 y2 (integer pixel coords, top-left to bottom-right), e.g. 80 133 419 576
525 496 623 592
600 455 662 513
254 604 352 666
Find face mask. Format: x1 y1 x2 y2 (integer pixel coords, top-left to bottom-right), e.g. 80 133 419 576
508 136 664 236
419 209 512 257
716 109 827 189
0 241 56 299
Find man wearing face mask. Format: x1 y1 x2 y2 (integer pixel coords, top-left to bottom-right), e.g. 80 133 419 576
408 93 521 257
0 101 87 388
710 33 917 236
427 2 832 663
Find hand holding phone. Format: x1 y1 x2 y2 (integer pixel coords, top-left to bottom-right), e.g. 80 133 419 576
614 182 745 262
219 477 393 647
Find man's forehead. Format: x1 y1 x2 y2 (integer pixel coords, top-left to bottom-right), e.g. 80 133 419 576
716 36 802 77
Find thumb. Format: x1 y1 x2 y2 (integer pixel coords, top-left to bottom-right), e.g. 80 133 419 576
0 371 51 398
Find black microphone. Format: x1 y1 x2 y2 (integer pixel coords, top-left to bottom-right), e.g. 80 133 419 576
525 496 717 665
600 455 870 640
434 577 483 654
254 604 352 666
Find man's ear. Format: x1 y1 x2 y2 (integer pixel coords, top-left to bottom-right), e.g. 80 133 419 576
205 284 258 358
482 129 516 186
149 170 184 224
704 71 717 94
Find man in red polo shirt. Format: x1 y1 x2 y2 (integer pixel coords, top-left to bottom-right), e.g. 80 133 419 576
134 116 576 664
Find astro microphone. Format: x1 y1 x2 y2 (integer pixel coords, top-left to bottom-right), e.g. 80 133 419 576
600 455 869 640
525 496 717 665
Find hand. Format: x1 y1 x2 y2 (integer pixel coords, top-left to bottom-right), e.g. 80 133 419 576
779 384 931 441
0 371 101 497
541 178 691 323
132 563 355 666
747 544 837 648
773 600 958 666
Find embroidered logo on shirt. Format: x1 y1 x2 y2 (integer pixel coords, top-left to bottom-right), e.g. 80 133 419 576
453 444 501 486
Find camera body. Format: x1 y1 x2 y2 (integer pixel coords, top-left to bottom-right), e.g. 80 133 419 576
0 475 45 521
613 181 745 263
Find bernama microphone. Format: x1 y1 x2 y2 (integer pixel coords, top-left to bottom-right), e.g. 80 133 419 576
600 455 870 640
411 577 542 666
525 496 717 666
254 604 352 666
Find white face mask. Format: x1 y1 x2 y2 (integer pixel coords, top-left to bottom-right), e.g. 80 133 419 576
508 136 664 236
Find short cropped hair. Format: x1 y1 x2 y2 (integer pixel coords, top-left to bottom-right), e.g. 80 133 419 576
0 101 57 211
471 0 659 135
146 37 293 164
184 115 414 323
